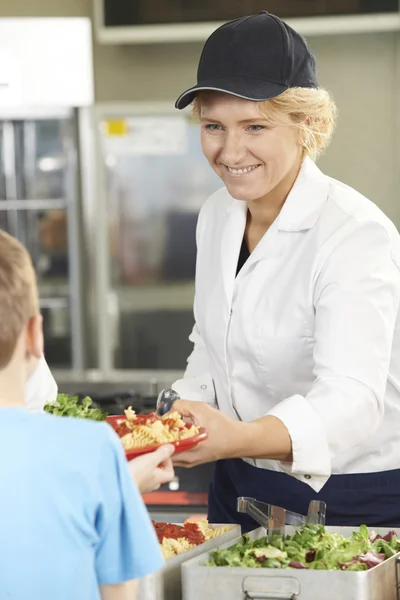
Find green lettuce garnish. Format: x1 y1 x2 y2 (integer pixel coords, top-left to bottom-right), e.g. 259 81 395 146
44 393 108 421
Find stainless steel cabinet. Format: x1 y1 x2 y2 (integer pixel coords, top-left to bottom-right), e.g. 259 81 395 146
0 109 84 369
94 103 221 373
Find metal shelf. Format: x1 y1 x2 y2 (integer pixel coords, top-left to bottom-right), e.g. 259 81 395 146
0 199 66 210
39 297 69 310
51 368 184 392
38 280 69 298
95 12 400 45
113 281 195 312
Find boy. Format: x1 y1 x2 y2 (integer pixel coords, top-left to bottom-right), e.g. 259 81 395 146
0 230 164 599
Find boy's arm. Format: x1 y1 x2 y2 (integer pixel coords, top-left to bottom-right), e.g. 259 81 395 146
95 425 164 587
100 580 138 600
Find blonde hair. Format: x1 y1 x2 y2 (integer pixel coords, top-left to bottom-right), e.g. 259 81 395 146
0 231 38 368
192 87 338 160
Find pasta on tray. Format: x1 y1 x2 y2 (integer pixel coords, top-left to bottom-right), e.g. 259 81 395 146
113 408 200 450
153 520 232 560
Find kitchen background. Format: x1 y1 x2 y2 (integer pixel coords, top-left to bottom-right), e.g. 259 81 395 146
0 0 399 518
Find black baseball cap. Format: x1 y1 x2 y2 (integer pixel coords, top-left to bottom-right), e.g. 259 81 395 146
175 11 318 110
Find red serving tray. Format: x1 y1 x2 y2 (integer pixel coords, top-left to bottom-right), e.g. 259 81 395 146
143 491 208 506
106 415 208 461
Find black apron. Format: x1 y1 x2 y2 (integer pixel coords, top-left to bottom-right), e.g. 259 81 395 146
208 458 400 532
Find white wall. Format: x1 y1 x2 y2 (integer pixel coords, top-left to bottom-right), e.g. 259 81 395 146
312 33 400 225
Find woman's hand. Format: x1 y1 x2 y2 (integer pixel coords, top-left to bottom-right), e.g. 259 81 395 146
170 400 246 467
128 444 175 494
171 400 292 467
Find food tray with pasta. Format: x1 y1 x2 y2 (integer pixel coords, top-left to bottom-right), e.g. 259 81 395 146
138 522 240 600
106 408 208 460
154 519 234 560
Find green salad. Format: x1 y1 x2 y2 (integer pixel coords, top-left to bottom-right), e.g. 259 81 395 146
44 394 108 421
208 524 400 571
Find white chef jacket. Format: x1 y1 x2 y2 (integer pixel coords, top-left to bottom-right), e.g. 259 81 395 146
25 356 58 411
173 157 400 493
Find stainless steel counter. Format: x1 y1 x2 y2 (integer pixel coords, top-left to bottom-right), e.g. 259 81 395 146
148 510 207 523
51 369 184 396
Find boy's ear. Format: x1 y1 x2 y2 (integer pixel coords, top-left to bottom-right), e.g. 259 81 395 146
25 314 44 360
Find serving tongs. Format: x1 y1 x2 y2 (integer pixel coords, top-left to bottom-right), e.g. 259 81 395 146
237 496 326 538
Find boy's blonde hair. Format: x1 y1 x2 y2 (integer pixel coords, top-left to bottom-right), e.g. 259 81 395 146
0 231 38 368
192 87 338 160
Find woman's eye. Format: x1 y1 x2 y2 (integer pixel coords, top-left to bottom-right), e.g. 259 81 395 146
204 123 223 131
247 125 265 132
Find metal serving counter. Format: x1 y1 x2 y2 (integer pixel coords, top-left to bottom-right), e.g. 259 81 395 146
182 526 400 600
52 368 183 397
139 525 240 600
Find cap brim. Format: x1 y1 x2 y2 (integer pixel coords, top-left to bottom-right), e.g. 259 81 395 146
175 78 288 109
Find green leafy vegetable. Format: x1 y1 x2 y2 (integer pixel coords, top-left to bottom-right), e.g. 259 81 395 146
208 525 400 571
44 394 108 421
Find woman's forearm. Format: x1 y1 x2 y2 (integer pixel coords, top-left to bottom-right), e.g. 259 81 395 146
234 416 293 462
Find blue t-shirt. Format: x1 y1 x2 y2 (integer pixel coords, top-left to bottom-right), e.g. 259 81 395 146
0 407 164 600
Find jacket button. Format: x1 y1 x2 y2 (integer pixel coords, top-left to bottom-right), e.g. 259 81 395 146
201 384 207 390
304 474 312 480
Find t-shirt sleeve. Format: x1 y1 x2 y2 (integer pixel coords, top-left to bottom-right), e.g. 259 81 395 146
94 425 164 585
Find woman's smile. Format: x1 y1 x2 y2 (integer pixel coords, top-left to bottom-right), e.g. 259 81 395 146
223 164 262 177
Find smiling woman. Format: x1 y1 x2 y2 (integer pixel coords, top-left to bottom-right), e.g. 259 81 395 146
198 93 302 213
167 9 400 534
190 87 338 252
194 92 332 238
192 86 337 162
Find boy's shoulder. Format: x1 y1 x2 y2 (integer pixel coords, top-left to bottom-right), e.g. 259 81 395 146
43 411 117 443
25 411 122 465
